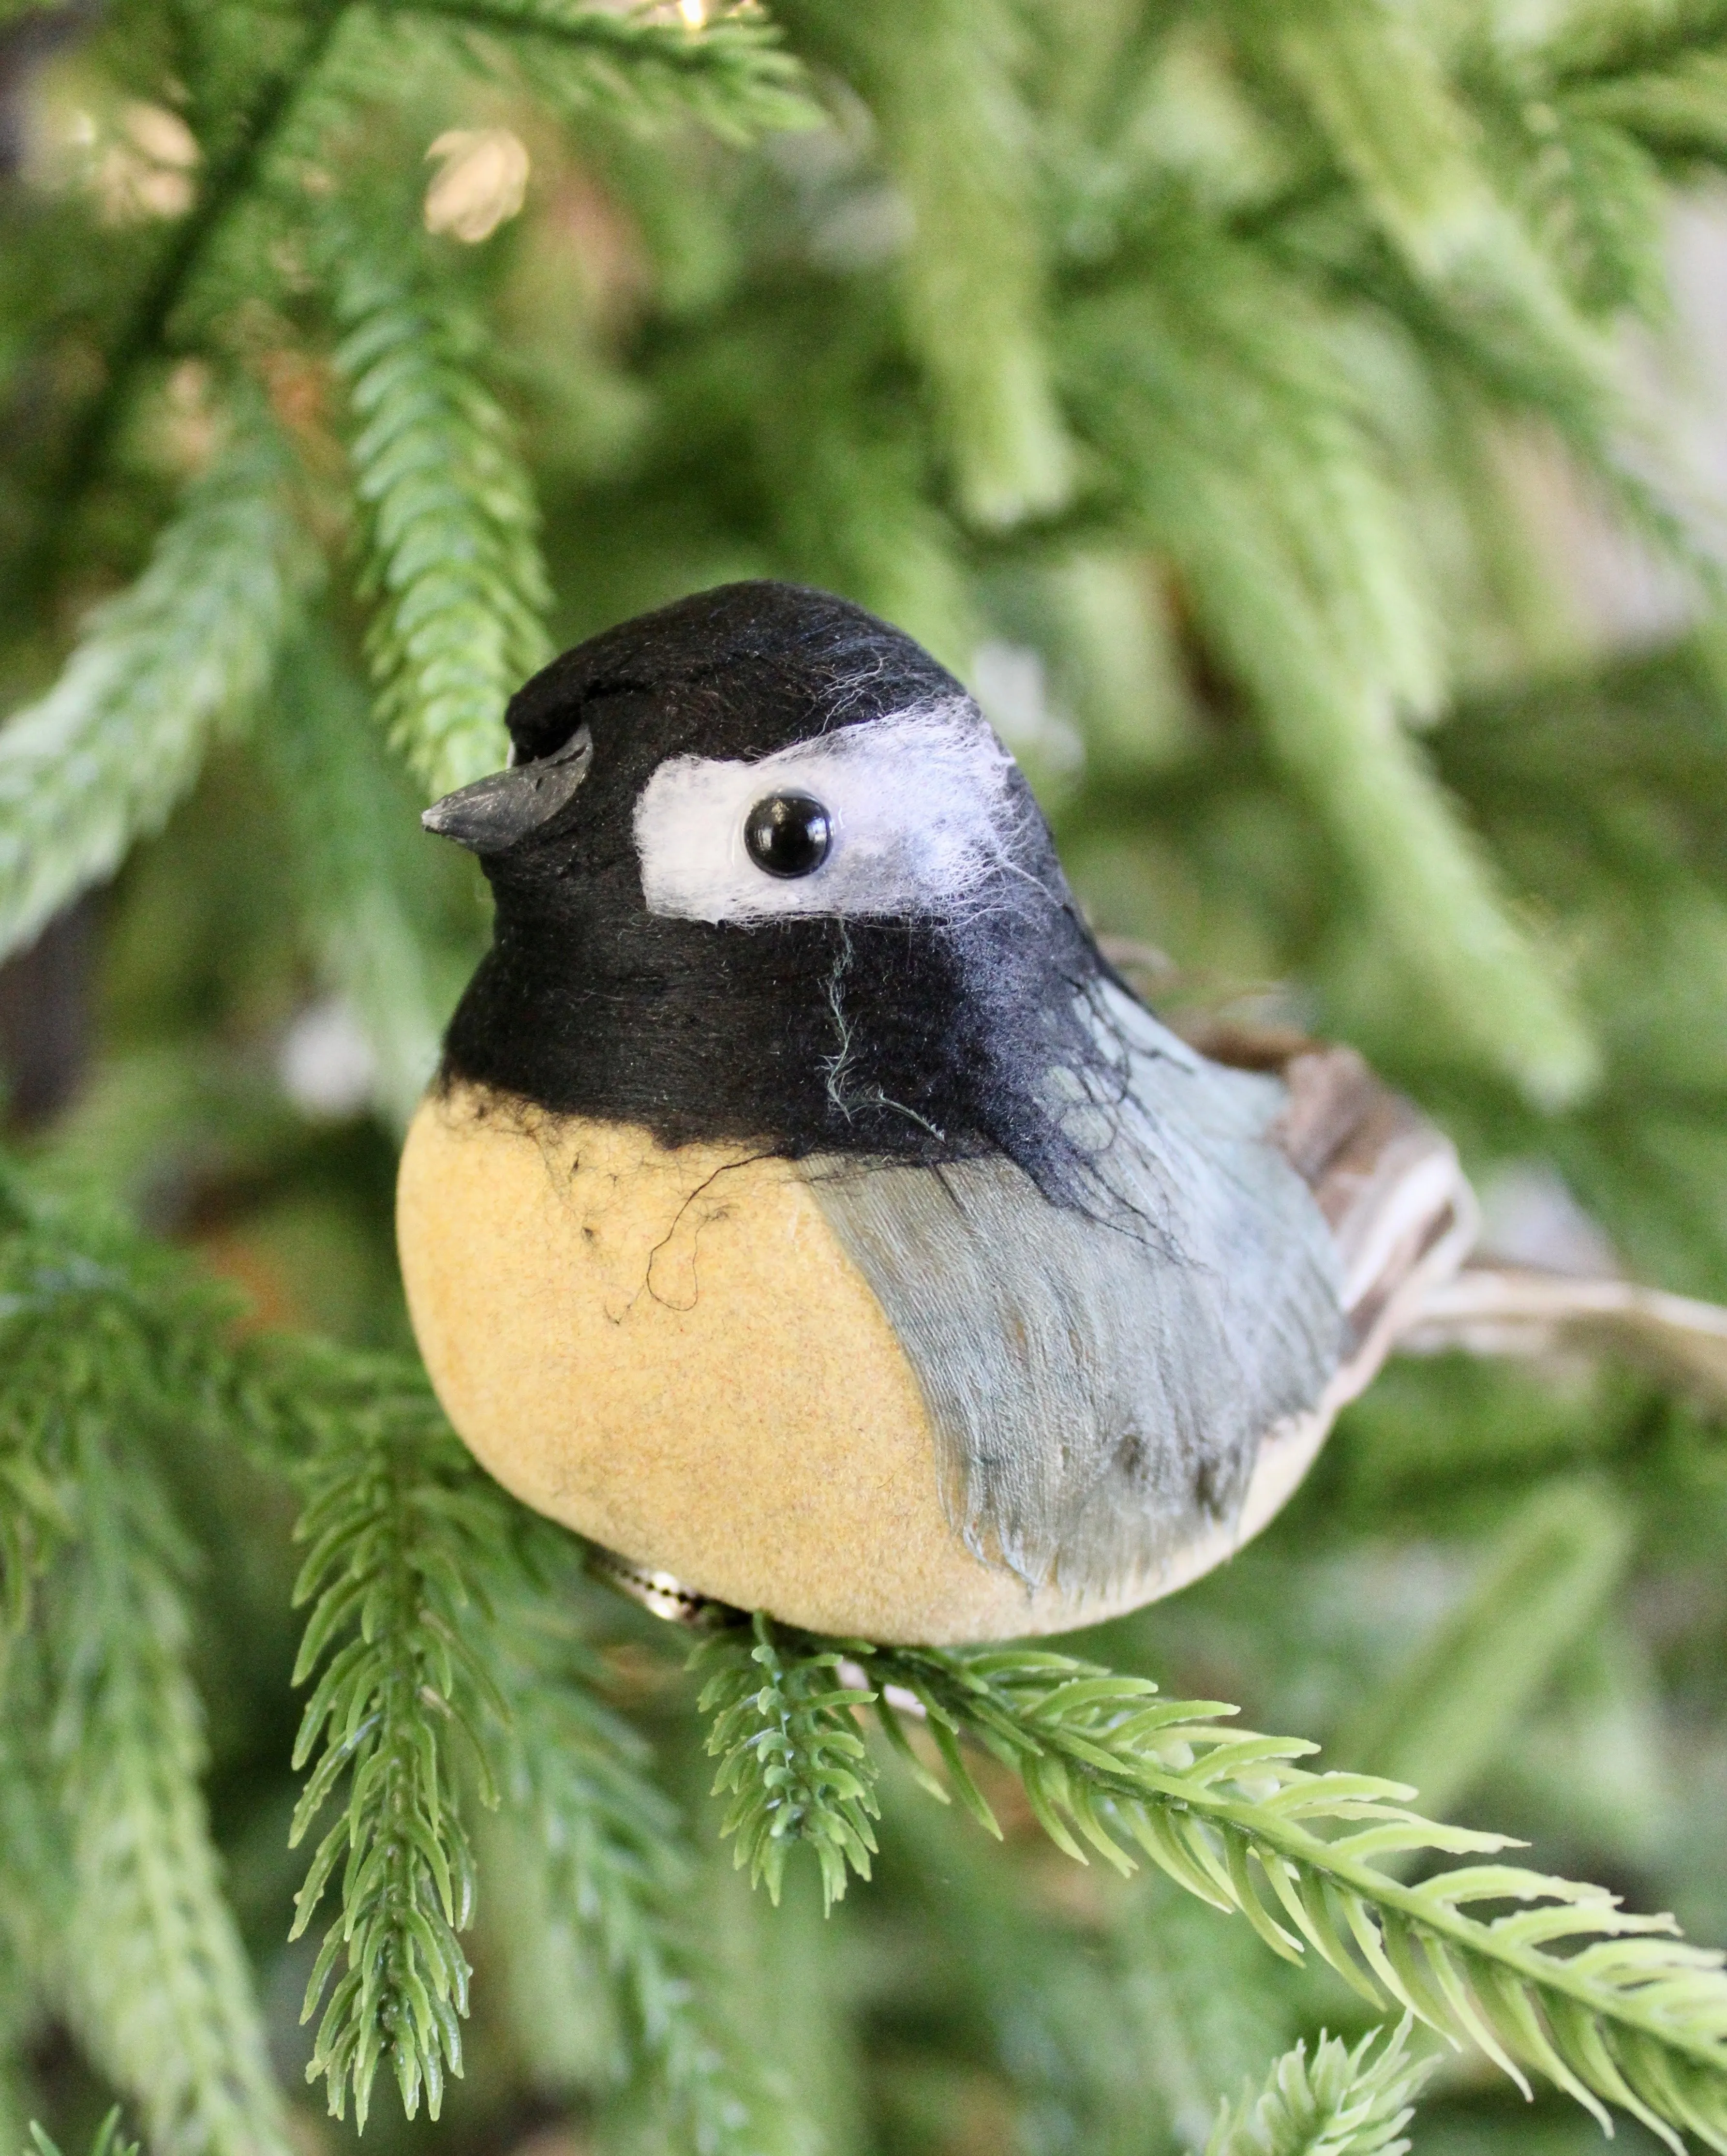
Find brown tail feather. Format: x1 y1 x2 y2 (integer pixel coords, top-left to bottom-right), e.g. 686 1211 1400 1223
1177 1020 1477 1403
1103 1022 1476 1591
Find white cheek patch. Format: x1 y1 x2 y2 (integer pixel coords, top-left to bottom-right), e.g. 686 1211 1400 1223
633 702 1027 925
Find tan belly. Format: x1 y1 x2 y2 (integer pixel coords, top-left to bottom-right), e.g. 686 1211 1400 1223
396 1086 1318 1642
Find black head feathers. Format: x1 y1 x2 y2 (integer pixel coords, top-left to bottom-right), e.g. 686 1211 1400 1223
503 580 962 768
432 580 1123 1201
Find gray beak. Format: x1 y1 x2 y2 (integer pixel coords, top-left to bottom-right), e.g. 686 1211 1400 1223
422 724 594 853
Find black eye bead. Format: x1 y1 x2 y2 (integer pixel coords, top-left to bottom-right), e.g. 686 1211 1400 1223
744 792 833 879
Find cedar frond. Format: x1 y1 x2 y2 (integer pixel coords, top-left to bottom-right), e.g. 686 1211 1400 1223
695 1615 881 1910
287 1376 512 2128
869 1640 1727 2155
1204 2020 1433 2156
265 632 450 1128
28 2107 140 2156
12 1194 291 2156
388 0 817 142
0 412 316 964
698 1621 1727 2154
327 236 551 799
494 1532 767 2152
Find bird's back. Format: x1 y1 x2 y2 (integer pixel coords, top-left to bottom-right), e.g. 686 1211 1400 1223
805 986 1359 1608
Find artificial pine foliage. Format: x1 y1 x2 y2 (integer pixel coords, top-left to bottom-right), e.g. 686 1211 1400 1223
3 4 1727 2155
1203 2020 1433 2156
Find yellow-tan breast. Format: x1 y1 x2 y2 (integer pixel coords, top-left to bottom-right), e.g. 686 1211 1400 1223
398 1084 1022 1638
396 1084 1340 1642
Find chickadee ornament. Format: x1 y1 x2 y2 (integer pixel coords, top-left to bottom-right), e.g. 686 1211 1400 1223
398 582 1473 1644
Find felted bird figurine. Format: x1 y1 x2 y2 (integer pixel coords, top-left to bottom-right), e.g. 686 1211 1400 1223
397 581 1474 1645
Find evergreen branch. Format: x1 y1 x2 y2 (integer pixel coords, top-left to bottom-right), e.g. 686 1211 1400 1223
0 411 318 964
0 1187 767 2147
1270 0 1610 382
264 632 451 1129
14 0 350 594
287 1384 513 2128
1225 14 1699 556
870 1642 1727 2154
1563 51 1727 166
493 1534 765 2151
0 1220 74 1649
287 1383 778 2143
0 1172 432 1494
0 1654 70 2034
1061 243 1600 1107
1335 1480 1632 1820
784 0 1072 528
0 1435 62 1647
386 0 815 140
325 236 551 798
30 1271 291 2156
28 2107 140 2156
695 1614 880 1911
1541 0 1727 87
682 297 977 671
1203 2020 1433 2156
0 1176 233 1655
699 1622 1727 2152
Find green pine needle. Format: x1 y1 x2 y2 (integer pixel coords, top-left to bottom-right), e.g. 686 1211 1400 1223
328 239 551 801
1203 2019 1434 2156
696 1625 1727 2154
696 1616 882 1911
870 1640 1727 2155
0 1169 767 2151
796 0 1072 529
288 1395 782 2143
0 411 317 965
1269 0 1613 386
0 1175 273 1648
7 6 1727 2151
0 1222 74 1647
495 1532 764 2151
1060 227 1601 1108
28 2107 140 2156
2 1176 766 2145
287 1374 512 2128
1567 49 1727 168
265 632 450 1129
394 0 818 142
7 1198 292 2156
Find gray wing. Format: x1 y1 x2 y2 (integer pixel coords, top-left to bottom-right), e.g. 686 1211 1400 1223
802 982 1347 1600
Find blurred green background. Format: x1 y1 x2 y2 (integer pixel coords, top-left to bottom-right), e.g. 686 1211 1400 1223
2 2 1727 2153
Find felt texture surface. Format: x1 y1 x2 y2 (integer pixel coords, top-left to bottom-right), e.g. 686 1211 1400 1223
437 582 1123 1206
806 981 1345 1599
398 1085 1330 1642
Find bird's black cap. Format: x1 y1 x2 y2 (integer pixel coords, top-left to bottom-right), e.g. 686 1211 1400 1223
503 581 964 770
